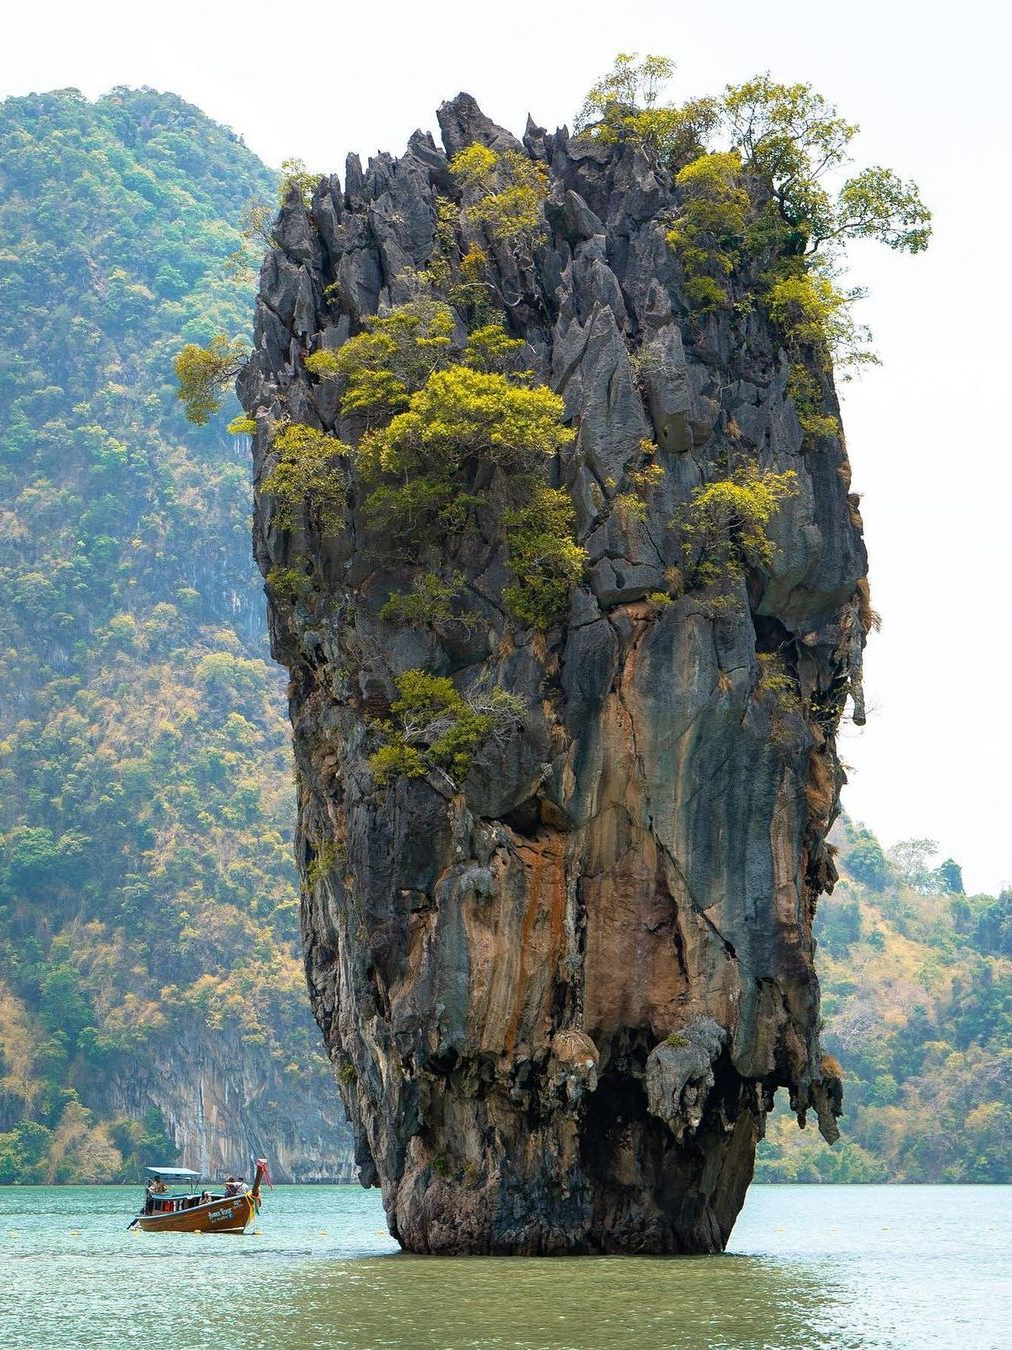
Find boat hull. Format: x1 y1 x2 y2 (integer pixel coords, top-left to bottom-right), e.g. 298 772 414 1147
136 1194 255 1234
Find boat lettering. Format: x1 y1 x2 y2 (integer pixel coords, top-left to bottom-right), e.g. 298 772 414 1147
208 1207 234 1222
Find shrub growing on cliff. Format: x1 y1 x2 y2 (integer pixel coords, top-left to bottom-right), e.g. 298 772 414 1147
462 323 531 376
360 364 574 540
449 143 548 253
305 299 456 423
369 671 525 787
576 53 717 168
503 488 586 629
226 157 319 280
261 423 348 533
722 75 931 258
754 652 802 744
676 466 798 614
785 365 841 445
380 572 467 630
266 563 314 604
575 57 930 368
306 302 584 625
765 264 876 441
766 266 875 369
278 156 318 208
666 152 750 311
174 335 247 425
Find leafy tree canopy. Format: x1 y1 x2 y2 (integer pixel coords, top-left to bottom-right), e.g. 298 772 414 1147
579 54 931 374
722 75 931 255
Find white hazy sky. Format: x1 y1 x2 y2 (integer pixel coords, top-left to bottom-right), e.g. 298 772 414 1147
4 1 1010 892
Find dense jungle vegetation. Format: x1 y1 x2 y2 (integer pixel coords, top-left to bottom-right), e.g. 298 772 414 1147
0 88 336 1183
757 823 1012 1182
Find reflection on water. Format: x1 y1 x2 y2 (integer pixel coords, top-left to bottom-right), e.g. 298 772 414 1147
1 1184 1008 1349
280 1252 842 1350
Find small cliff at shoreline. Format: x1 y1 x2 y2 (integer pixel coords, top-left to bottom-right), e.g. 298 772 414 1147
94 1016 353 1183
241 92 869 1252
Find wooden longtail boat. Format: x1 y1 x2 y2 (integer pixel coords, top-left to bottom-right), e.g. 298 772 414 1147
130 1158 272 1233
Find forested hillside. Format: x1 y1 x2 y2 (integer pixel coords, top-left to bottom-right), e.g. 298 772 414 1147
757 822 1012 1181
0 88 350 1182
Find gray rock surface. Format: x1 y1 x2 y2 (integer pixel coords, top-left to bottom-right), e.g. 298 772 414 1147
238 95 868 1253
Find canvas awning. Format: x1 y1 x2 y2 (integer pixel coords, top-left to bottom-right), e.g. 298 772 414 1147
145 1166 201 1180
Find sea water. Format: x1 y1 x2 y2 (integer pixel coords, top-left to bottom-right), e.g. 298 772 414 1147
0 1184 1008 1348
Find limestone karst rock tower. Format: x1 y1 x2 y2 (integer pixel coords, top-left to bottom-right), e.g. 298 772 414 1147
239 93 867 1254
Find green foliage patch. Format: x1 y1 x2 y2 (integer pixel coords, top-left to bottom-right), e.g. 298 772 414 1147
666 152 749 311
449 143 548 253
675 466 798 615
261 423 349 534
305 306 583 627
757 822 1012 1183
578 57 929 386
369 671 525 788
575 53 717 168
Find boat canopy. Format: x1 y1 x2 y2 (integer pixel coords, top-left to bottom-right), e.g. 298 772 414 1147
146 1167 201 1181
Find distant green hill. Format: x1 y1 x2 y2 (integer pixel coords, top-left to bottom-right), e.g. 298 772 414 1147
756 821 1012 1182
0 88 349 1183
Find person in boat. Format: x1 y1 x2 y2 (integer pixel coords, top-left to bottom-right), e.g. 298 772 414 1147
223 1175 239 1197
200 1190 211 1204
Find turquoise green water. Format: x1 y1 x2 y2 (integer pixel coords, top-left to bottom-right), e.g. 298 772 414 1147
0 1184 1008 1348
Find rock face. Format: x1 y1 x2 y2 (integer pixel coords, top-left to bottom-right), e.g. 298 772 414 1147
239 96 867 1252
95 1016 355 1183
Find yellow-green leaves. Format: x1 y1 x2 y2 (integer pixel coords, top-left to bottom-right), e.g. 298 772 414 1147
448 143 499 188
266 564 314 604
261 423 349 534
767 262 877 373
834 167 931 254
666 152 749 312
359 363 574 545
278 156 318 208
304 299 584 628
786 365 840 446
305 299 455 422
370 366 572 483
724 74 857 184
369 671 525 787
722 74 930 257
503 488 586 629
226 198 278 283
174 335 247 425
754 651 802 744
449 143 548 251
673 152 748 241
676 466 798 614
462 323 529 375
768 271 849 349
380 572 465 629
576 54 717 167
577 52 676 128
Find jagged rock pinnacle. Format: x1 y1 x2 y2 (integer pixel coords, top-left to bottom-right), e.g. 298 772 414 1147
239 96 865 1254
